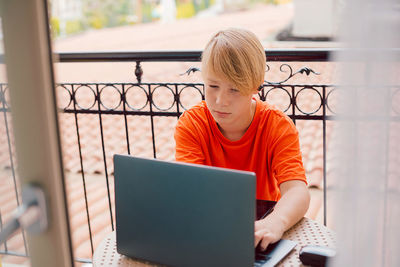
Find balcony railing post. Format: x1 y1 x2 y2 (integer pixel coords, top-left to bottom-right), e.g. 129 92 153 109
135 61 143 83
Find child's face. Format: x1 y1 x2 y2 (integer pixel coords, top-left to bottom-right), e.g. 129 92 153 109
204 72 256 130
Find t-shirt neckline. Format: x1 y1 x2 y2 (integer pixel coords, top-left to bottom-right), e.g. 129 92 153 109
206 98 261 144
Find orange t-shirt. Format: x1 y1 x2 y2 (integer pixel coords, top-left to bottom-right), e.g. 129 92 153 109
174 99 307 201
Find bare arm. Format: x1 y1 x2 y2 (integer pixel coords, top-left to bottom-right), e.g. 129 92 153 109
254 180 310 250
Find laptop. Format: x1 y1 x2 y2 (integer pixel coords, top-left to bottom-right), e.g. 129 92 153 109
114 155 296 267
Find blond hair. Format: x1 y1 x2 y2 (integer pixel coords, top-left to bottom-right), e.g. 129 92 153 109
201 28 266 95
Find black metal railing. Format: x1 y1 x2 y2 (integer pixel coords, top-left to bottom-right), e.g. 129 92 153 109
53 74 336 262
3 49 398 263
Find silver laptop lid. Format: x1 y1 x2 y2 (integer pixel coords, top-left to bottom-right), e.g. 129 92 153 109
114 154 256 267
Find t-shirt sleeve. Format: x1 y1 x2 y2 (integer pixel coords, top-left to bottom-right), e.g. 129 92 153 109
270 114 307 186
174 111 206 164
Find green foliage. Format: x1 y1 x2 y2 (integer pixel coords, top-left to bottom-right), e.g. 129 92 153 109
273 0 292 4
117 15 129 25
82 0 134 28
53 0 236 37
254 0 291 4
142 2 154 23
50 17 60 38
66 20 85 35
87 12 108 29
176 2 196 19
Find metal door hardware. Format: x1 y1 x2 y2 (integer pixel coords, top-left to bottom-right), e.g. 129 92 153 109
0 184 48 245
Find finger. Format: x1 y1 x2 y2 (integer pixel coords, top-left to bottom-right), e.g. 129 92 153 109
254 231 263 247
259 234 273 251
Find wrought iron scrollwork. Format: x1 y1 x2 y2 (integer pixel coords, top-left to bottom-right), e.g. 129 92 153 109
265 64 320 85
99 85 123 111
180 67 200 76
55 85 73 110
74 85 97 110
177 85 204 110
325 88 337 115
151 85 176 111
295 87 324 115
124 84 149 111
261 86 293 113
56 83 206 113
182 64 320 86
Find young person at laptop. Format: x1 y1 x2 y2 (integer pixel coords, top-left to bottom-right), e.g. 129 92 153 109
174 28 310 251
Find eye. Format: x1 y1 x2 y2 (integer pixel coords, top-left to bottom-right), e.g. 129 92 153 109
230 88 240 93
209 85 219 89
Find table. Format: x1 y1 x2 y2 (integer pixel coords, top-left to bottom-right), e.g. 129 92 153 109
93 217 336 266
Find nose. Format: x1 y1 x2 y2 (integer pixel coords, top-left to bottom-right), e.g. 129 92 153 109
215 90 228 106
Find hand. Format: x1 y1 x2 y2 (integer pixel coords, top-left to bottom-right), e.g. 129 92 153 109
254 216 285 251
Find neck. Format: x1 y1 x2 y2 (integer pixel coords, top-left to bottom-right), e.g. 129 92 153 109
218 99 257 141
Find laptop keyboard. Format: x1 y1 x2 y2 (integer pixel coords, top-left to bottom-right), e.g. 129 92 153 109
253 241 279 267
253 239 297 267
254 252 272 266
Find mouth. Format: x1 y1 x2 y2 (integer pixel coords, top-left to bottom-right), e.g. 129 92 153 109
214 110 231 118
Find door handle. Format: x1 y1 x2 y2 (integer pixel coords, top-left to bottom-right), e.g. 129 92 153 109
0 184 48 245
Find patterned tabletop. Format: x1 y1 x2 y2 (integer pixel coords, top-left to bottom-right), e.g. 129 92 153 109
93 217 336 267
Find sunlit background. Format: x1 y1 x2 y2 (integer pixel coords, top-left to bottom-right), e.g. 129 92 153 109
0 1 345 266
1 0 398 266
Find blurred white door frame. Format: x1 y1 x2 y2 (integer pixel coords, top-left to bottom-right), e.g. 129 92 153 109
0 0 74 266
